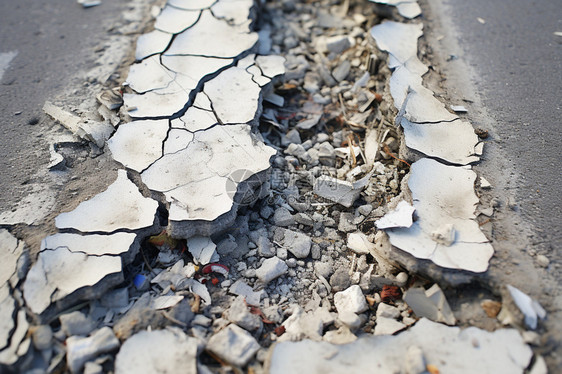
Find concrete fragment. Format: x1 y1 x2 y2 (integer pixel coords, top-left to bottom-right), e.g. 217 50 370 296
334 285 368 314
503 285 546 330
0 309 29 365
370 21 423 65
431 223 456 246
376 303 401 319
281 229 311 258
0 287 16 352
56 170 158 233
280 306 324 342
225 296 263 332
187 236 218 265
206 324 260 367
374 317 406 335
115 328 197 374
347 232 375 255
313 176 361 208
134 30 172 61
60 311 97 337
229 280 263 306
66 327 119 373
403 284 456 325
273 207 295 227
23 247 123 315
376 200 415 229
0 229 26 288
165 10 258 58
384 159 494 272
256 257 288 284
154 5 200 34
41 232 136 257
267 318 533 373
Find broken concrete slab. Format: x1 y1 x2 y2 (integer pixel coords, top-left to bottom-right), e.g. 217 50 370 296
23 247 123 316
108 120 169 172
56 170 158 233
225 296 263 332
404 284 456 325
267 318 533 373
370 21 423 66
206 324 260 367
400 118 482 165
211 0 254 26
0 229 27 289
115 328 198 374
0 309 30 366
171 105 217 132
165 10 258 58
384 159 493 272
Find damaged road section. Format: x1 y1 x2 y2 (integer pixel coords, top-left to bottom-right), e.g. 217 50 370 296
369 20 492 273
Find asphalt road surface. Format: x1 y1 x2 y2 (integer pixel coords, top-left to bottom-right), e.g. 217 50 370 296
0 0 130 213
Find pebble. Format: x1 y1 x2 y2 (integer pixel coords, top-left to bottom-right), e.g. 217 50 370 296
338 212 357 233
536 255 549 267
338 310 362 330
326 35 352 54
192 314 212 327
206 324 260 367
256 257 288 283
59 311 97 337
395 272 408 287
273 207 295 227
334 285 368 314
373 317 406 336
281 229 312 258
357 204 373 216
376 303 401 319
311 244 321 260
225 296 263 332
314 261 333 279
329 268 352 292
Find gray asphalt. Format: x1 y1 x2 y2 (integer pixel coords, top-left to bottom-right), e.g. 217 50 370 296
429 0 562 251
0 0 127 213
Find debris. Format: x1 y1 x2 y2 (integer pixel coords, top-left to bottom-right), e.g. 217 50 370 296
187 236 218 265
206 324 260 367
115 328 197 374
477 17 486 24
376 201 415 229
313 175 362 208
383 159 494 273
229 280 263 306
374 317 406 335
225 296 263 332
60 311 97 337
267 318 533 373
347 232 375 255
381 285 402 303
403 284 456 325
66 327 120 373
78 0 102 8
55 170 158 233
536 255 549 268
481 300 502 318
450 105 467 113
431 223 456 246
256 257 288 284
334 285 368 314
96 88 123 110
280 229 311 258
499 285 546 330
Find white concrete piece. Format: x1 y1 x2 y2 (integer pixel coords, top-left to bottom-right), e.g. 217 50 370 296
375 200 415 229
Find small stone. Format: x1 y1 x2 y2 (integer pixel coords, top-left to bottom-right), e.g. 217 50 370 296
325 35 352 54
193 314 212 327
281 229 311 258
274 207 295 227
314 176 361 208
330 268 352 292
314 262 333 279
376 303 401 319
294 213 314 226
332 60 351 82
66 327 120 373
374 317 406 335
285 129 302 144
338 310 362 330
206 324 260 367
32 325 53 351
395 272 408 287
311 244 321 260
101 288 129 309
256 257 288 284
225 296 263 332
358 204 373 216
260 205 275 220
481 300 502 318
334 285 368 314
536 255 549 268
347 232 374 254
338 212 357 233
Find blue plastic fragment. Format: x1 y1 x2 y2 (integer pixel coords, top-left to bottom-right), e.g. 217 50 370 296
133 274 147 289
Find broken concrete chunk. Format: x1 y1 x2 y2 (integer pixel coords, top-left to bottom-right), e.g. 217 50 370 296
375 200 415 229
255 55 286 79
115 328 198 374
281 229 311 258
125 55 176 94
66 327 120 373
256 257 288 284
56 170 158 233
225 296 263 332
347 232 375 255
334 285 368 314
431 223 456 246
396 2 422 19
267 318 533 373
154 6 200 34
135 30 172 61
203 66 261 124
124 90 189 119
206 324 260 367
370 21 423 65
374 317 406 335
403 284 456 325
403 87 458 123
384 159 493 272
280 305 324 342
400 118 481 165
502 285 546 330
313 175 361 208
229 280 263 306
187 236 218 265
141 124 275 227
23 247 123 315
211 0 254 25
165 10 257 58
60 311 97 337
0 309 29 366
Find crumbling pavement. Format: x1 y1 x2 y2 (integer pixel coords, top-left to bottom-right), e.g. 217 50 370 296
0 0 553 373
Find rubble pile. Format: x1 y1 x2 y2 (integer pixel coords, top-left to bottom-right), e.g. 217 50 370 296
0 0 550 373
